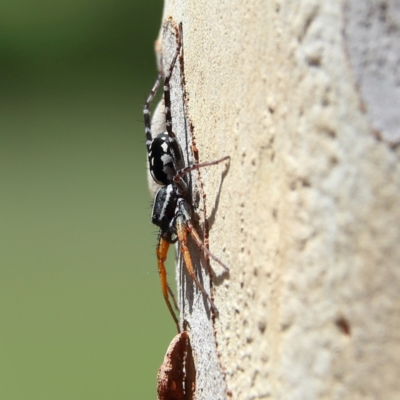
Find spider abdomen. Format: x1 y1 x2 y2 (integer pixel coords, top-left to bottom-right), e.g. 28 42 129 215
149 133 185 186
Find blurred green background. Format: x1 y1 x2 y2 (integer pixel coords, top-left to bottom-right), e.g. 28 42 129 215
0 1 179 398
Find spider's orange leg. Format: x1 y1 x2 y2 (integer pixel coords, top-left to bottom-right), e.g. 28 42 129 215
156 236 180 332
184 220 229 271
176 217 218 315
167 285 179 311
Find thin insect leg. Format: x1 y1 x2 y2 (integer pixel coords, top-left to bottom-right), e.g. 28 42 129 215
184 220 229 271
156 236 180 333
143 74 163 149
174 156 230 184
167 285 179 311
163 25 182 139
176 216 218 315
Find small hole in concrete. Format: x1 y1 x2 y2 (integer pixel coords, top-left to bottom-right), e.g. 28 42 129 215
335 317 351 336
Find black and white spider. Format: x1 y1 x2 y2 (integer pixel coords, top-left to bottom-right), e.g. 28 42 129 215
143 23 229 332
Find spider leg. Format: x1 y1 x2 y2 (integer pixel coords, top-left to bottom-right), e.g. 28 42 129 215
156 236 180 333
144 74 163 148
173 156 230 184
184 220 229 271
163 24 183 140
176 215 218 316
167 285 179 311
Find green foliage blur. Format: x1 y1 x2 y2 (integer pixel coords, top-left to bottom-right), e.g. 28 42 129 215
0 1 178 398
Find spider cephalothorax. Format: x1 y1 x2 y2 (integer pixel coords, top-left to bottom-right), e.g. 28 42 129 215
143 23 229 332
